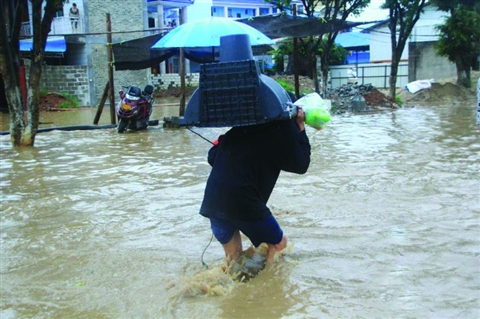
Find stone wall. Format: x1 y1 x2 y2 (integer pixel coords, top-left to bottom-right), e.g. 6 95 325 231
150 73 200 90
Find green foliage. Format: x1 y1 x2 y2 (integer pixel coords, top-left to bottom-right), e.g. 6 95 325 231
271 38 294 73
321 42 350 66
39 90 80 108
61 92 80 108
270 37 349 72
58 101 72 108
276 79 295 92
274 78 313 96
433 3 480 86
395 95 403 105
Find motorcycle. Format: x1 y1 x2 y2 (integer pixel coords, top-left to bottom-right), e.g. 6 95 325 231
116 84 154 133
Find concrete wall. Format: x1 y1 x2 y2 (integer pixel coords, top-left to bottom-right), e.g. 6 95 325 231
368 5 448 63
408 41 456 82
87 0 150 105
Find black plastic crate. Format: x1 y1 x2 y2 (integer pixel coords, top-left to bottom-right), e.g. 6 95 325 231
198 60 265 127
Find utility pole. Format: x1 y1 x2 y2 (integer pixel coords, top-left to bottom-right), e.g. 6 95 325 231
293 4 300 99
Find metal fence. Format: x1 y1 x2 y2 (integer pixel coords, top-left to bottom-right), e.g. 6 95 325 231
20 17 85 37
329 62 409 89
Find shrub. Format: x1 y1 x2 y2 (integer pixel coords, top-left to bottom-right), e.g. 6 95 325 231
59 93 80 108
276 79 294 92
395 95 403 106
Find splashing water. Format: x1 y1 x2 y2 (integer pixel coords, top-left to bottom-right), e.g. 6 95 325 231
168 243 295 297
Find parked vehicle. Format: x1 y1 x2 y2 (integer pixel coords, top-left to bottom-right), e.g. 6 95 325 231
116 85 154 133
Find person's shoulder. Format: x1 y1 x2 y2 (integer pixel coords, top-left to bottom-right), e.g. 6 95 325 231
270 119 295 131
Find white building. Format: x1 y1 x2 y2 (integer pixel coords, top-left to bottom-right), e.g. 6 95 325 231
367 4 449 63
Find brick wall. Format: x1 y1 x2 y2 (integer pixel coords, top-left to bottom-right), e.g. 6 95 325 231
42 65 90 105
150 73 200 90
25 63 90 106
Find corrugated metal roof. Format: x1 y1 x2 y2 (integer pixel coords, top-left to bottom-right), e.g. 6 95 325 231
20 36 66 53
335 32 370 50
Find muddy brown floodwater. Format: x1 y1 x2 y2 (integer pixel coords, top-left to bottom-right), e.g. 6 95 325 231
1 101 479 318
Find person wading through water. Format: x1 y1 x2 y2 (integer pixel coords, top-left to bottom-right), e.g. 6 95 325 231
198 35 311 267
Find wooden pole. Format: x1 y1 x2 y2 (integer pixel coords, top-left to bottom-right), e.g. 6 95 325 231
293 4 300 99
179 48 185 116
106 13 116 124
93 81 109 124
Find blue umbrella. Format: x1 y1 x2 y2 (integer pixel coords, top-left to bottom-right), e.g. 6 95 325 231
151 17 274 115
151 17 274 49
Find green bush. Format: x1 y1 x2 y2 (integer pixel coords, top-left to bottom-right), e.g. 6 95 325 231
60 93 80 108
276 79 294 92
58 101 75 108
395 95 403 106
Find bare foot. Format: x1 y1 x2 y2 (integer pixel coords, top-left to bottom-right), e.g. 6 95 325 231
266 236 287 265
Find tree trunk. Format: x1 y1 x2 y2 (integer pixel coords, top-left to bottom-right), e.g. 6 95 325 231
0 0 55 146
389 60 398 99
6 87 25 146
286 54 294 74
320 53 329 97
311 55 320 94
456 61 471 88
388 13 399 100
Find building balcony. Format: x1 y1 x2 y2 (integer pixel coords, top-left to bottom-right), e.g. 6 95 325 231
20 17 85 37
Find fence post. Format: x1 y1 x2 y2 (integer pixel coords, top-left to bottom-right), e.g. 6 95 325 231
384 65 387 88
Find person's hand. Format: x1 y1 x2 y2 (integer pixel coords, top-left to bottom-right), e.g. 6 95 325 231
295 108 306 131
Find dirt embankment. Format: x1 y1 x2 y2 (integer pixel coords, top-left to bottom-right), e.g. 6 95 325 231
396 81 477 106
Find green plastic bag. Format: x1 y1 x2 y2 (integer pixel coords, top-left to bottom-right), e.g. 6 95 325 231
294 93 331 130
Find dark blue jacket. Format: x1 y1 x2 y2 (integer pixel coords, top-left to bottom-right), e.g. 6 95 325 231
199 119 311 221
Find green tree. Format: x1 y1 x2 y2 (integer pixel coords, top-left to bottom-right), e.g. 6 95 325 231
271 37 348 74
381 0 428 99
329 44 350 66
431 0 480 88
0 0 60 146
268 0 370 95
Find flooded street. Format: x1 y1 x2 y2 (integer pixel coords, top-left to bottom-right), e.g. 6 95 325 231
1 103 479 318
